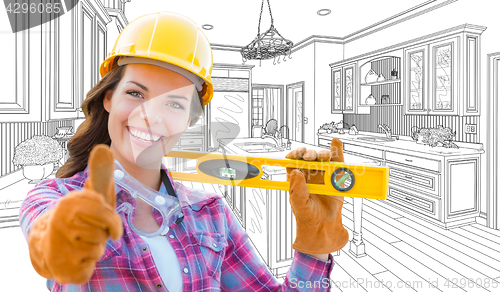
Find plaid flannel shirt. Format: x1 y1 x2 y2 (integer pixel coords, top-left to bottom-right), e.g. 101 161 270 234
19 164 334 291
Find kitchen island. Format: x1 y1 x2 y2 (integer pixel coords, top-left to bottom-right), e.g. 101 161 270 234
318 132 485 230
217 137 376 275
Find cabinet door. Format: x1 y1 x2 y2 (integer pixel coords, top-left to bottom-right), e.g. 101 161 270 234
429 37 459 115
244 187 269 264
462 34 480 115
404 44 428 115
446 157 479 219
331 68 343 113
343 65 356 113
177 146 202 172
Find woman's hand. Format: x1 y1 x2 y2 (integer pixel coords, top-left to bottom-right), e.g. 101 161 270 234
285 138 349 257
28 145 123 284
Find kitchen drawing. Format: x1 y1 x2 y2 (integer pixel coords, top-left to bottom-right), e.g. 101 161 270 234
0 0 499 291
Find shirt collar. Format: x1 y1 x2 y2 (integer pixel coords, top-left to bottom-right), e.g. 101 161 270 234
83 161 220 210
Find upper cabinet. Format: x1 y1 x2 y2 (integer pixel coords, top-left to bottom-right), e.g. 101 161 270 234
358 55 402 108
403 26 484 116
331 62 369 114
405 44 428 114
330 24 485 117
0 8 42 122
0 0 111 122
54 0 111 120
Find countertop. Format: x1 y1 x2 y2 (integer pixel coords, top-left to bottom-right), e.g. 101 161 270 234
217 137 381 175
317 131 484 157
218 137 325 157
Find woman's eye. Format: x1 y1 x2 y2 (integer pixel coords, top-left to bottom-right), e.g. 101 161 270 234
126 90 143 99
167 102 185 110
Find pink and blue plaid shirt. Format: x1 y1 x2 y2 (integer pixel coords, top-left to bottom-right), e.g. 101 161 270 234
20 164 334 291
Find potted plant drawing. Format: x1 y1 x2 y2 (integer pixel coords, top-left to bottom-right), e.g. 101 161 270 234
12 135 63 184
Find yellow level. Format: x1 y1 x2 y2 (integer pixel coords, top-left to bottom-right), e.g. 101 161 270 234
166 150 389 200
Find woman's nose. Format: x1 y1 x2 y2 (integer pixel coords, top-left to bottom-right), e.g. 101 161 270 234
139 102 163 124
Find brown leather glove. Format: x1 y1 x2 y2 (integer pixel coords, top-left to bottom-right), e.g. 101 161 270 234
28 144 123 284
285 138 349 254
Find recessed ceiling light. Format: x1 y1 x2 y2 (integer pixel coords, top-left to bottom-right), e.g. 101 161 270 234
202 24 213 30
317 9 331 16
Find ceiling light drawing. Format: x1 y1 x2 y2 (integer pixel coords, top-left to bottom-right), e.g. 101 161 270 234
317 9 331 16
202 24 214 30
241 0 293 65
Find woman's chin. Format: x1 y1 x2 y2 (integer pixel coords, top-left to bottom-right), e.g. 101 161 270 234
130 145 165 169
130 140 179 169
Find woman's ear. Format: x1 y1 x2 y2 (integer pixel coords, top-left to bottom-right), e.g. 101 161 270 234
103 90 112 113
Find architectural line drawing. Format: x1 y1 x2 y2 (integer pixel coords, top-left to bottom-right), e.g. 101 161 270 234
211 93 245 148
0 0 499 291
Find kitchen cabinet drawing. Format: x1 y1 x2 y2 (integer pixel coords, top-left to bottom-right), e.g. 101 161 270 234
208 63 253 149
1 0 500 291
359 55 402 107
331 62 370 115
402 26 483 116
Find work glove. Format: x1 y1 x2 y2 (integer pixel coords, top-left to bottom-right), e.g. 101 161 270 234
28 144 123 284
285 138 349 255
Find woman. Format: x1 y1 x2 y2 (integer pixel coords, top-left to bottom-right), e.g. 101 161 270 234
20 11 348 291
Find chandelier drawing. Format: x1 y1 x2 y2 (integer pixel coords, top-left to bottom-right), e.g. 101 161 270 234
241 0 293 65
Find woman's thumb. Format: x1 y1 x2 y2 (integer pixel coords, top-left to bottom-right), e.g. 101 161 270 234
85 144 116 208
289 169 321 225
329 138 344 162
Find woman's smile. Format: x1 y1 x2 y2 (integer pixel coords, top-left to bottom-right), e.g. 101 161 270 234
127 126 164 143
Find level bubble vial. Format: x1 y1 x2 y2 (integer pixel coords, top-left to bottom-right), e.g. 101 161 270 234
219 167 237 179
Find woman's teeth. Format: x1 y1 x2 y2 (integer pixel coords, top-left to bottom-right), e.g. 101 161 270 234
129 127 161 142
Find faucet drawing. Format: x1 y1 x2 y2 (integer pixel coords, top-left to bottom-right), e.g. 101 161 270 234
378 124 399 140
261 124 290 150
279 125 291 150
261 133 284 150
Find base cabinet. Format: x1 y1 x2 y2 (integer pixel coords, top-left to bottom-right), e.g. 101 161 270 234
445 157 480 221
244 172 295 277
224 185 245 228
318 134 482 229
386 153 480 229
165 111 207 171
387 185 441 221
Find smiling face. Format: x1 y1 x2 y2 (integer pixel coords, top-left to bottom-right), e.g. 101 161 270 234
103 63 196 170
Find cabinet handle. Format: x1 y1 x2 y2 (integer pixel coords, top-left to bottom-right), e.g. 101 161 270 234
405 197 413 201
405 159 413 162
405 175 413 179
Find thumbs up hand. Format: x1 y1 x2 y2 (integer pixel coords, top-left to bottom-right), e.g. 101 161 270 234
28 144 123 284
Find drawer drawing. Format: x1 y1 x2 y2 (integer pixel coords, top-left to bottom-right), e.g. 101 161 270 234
386 151 441 172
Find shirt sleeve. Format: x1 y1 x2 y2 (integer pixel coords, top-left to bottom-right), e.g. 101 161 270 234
19 178 65 240
219 200 334 292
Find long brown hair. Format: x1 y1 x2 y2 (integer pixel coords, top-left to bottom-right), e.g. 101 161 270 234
56 64 204 178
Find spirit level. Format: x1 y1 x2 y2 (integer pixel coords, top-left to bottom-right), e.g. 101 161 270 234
167 150 389 200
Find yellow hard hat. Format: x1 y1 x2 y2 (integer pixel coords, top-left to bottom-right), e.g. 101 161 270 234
100 11 214 106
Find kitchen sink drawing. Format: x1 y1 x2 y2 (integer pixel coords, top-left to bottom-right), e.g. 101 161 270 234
355 136 397 142
1 0 499 291
234 141 282 153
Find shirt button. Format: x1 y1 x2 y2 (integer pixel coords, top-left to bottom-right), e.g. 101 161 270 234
156 284 162 289
142 247 147 251
183 268 189 274
169 234 175 239
212 243 217 248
